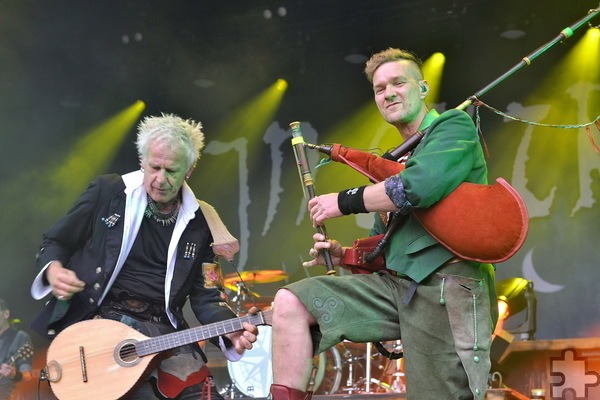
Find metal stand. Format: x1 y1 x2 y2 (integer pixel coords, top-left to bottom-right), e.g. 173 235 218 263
368 341 406 394
389 341 405 393
332 341 406 395
219 381 245 400
336 343 367 394
365 343 372 393
230 281 253 315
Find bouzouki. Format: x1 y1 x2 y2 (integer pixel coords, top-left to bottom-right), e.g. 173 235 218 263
44 310 272 400
0 342 34 383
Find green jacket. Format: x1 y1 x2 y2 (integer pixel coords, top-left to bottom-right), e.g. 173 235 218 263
371 108 488 282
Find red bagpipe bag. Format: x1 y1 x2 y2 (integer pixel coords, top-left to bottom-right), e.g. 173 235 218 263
331 144 529 265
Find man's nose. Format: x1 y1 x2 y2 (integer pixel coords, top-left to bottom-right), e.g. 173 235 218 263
385 88 397 101
155 170 167 183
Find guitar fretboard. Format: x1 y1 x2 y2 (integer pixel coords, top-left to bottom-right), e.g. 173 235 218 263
135 310 270 356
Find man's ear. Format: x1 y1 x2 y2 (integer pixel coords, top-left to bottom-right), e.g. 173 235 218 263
186 165 195 180
419 80 429 97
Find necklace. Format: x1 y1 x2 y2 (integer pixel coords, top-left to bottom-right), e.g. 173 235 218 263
144 193 180 226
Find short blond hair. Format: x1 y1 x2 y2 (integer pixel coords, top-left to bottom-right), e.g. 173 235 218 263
364 48 424 83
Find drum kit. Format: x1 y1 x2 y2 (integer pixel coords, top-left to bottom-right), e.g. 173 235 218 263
217 270 407 399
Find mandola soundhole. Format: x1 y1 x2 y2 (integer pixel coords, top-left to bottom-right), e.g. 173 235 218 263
114 340 141 367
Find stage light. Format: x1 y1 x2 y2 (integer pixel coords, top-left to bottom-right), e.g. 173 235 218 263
344 51 368 65
500 23 528 40
495 277 537 340
209 78 288 144
193 78 216 88
422 52 446 105
49 100 146 206
198 80 289 267
275 78 288 91
133 99 145 111
496 2 531 40
263 7 287 19
581 26 600 61
490 277 537 376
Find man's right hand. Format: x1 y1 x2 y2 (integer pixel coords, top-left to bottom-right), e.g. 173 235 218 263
302 233 345 268
46 261 85 300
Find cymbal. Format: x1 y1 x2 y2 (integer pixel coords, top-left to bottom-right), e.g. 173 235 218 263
224 270 288 286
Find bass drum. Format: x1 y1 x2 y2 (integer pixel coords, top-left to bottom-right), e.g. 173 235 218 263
227 325 273 398
227 326 342 397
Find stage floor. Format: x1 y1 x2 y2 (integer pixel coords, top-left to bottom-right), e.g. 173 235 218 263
232 395 406 400
225 389 529 400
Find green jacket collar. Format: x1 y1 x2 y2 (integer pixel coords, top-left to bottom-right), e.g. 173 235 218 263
417 109 440 131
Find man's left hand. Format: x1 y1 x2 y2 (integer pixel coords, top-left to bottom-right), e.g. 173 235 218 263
0 363 16 379
224 307 260 355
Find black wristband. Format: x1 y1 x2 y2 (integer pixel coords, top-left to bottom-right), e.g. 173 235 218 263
338 186 368 215
12 370 23 382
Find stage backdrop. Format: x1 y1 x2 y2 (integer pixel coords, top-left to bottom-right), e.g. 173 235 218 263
0 1 598 351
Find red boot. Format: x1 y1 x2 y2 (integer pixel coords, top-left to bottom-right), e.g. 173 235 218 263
269 384 313 400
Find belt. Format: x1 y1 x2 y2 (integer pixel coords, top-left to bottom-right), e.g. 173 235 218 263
384 256 466 279
386 256 466 304
94 308 172 327
97 295 170 325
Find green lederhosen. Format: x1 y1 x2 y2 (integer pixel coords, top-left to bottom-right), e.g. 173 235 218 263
283 261 497 400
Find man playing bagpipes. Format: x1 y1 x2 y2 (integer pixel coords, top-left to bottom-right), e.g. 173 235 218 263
269 48 500 400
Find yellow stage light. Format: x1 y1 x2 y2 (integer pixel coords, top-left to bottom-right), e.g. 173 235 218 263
275 79 288 91
422 52 446 105
199 79 289 185
50 101 146 206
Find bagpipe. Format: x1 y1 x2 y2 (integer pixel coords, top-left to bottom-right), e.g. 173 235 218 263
288 6 599 273
297 124 529 270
